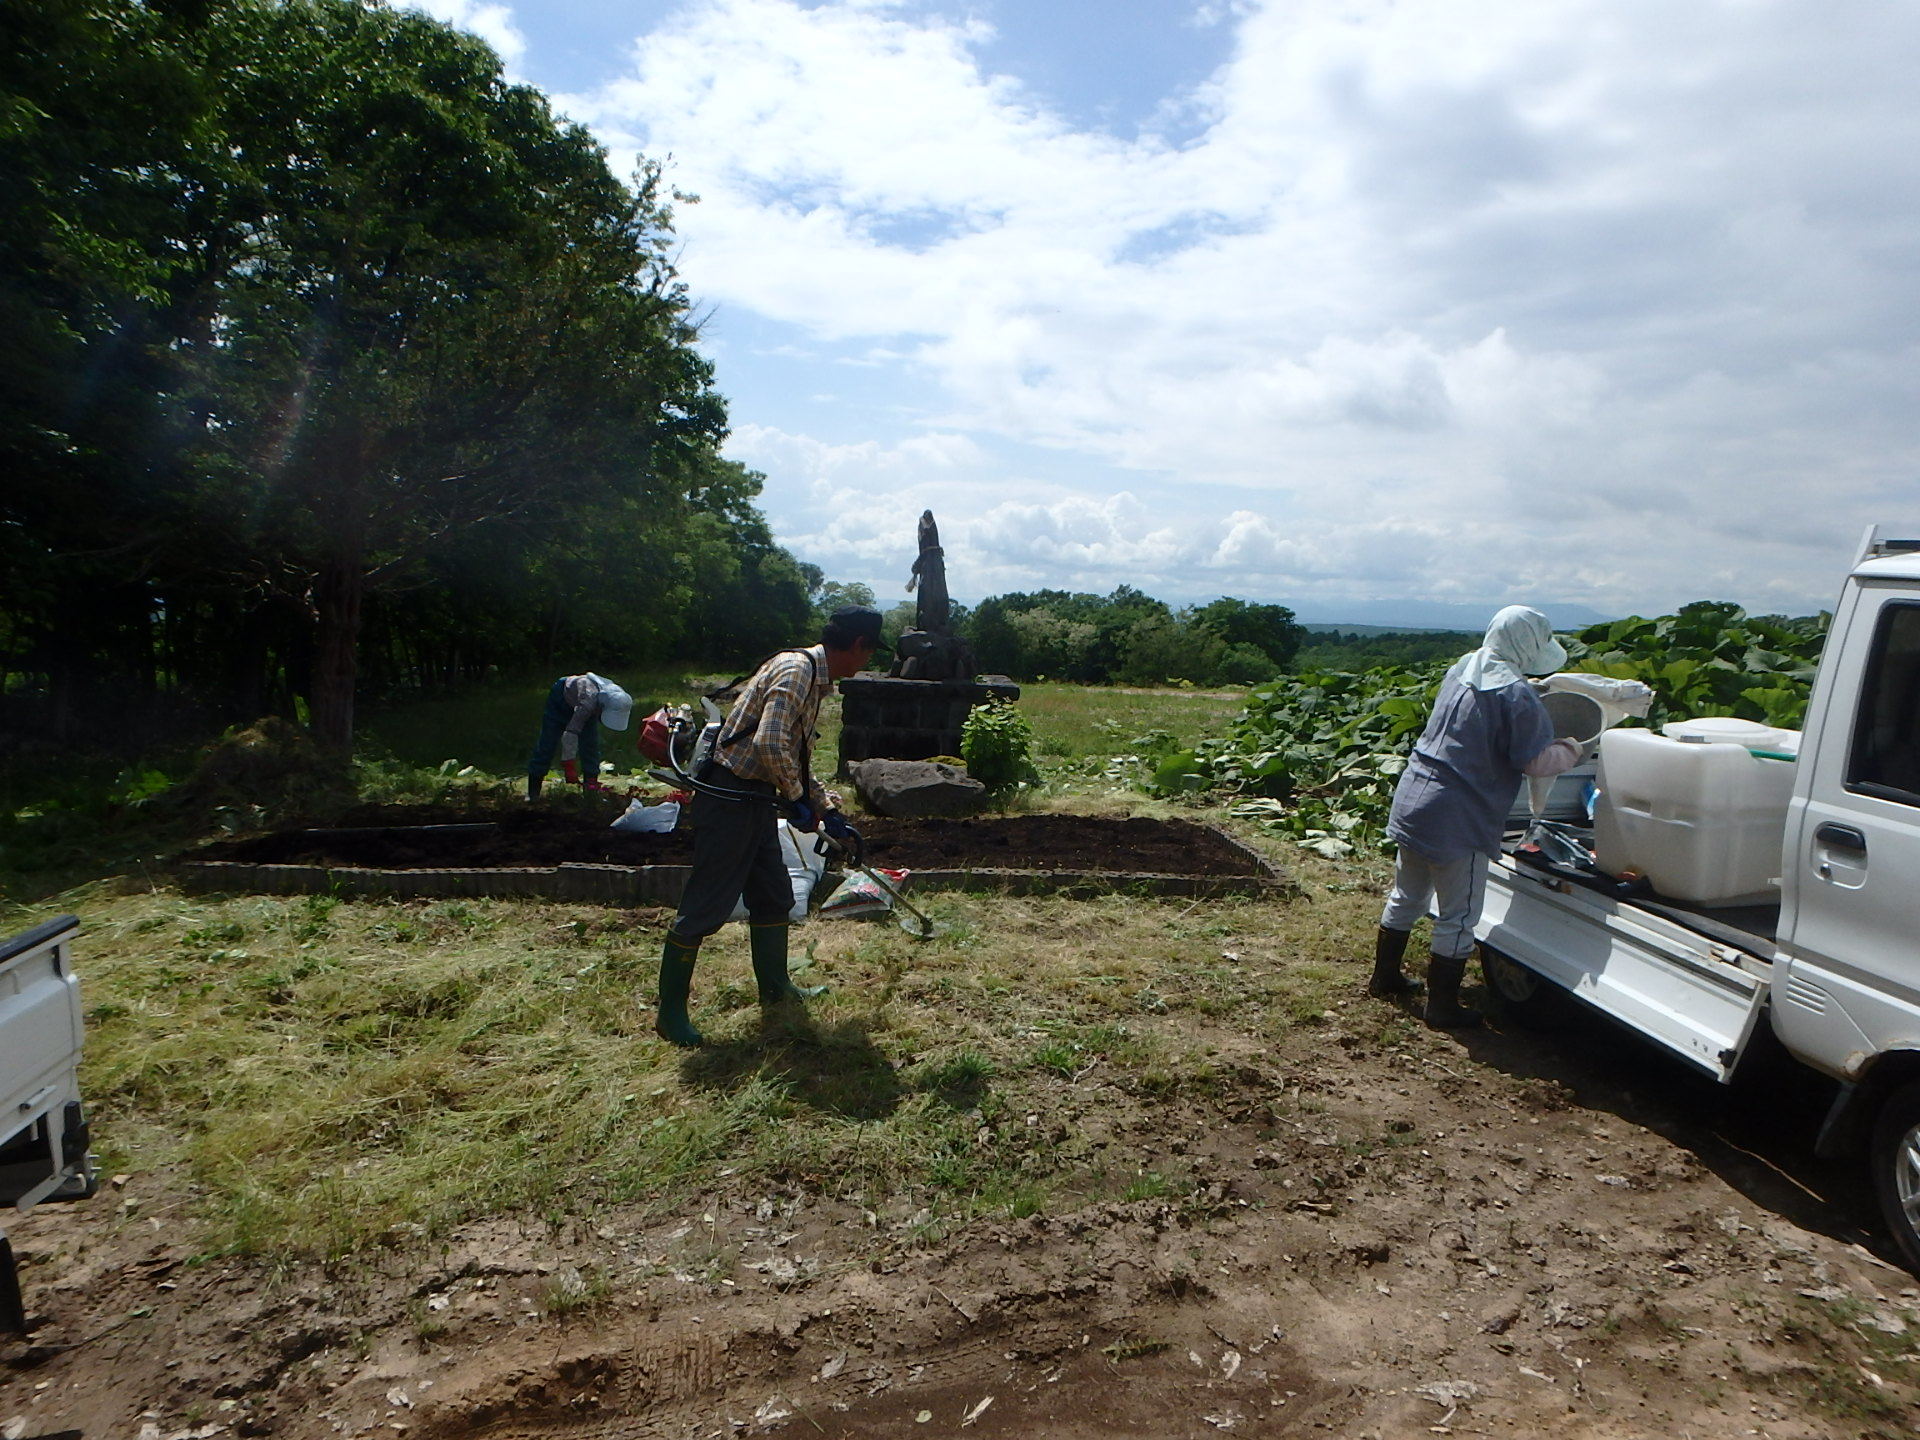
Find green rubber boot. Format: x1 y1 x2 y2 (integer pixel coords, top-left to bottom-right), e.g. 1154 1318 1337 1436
655 934 704 1047
750 921 826 1006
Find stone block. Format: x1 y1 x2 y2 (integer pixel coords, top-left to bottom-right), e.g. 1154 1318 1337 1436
848 759 990 819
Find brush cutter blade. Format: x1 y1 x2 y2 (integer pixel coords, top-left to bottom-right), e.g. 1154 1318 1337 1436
895 910 939 940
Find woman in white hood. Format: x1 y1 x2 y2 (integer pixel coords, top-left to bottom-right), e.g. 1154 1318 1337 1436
1370 607 1584 1027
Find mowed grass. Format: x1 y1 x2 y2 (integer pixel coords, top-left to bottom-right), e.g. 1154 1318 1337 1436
60 839 1390 1261
23 674 1338 1262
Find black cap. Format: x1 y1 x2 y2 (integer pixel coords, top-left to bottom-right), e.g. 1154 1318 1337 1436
827 604 888 654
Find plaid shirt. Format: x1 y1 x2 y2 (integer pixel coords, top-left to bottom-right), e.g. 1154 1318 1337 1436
715 647 829 808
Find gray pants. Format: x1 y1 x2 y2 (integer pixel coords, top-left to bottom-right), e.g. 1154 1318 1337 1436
669 767 796 941
1381 847 1489 960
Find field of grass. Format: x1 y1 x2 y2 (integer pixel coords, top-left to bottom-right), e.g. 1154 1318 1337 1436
5 675 1389 1263
62 840 1378 1261
359 674 1247 797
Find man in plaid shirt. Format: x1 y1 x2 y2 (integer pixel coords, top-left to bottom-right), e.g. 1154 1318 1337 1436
655 606 886 1047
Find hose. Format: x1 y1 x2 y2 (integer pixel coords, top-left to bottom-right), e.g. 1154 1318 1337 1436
648 711 935 938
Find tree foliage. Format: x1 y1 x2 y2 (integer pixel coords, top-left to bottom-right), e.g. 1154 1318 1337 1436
968 586 1301 687
0 0 816 754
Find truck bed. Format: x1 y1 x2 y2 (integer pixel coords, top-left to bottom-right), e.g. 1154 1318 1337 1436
1508 832 1781 950
1480 835 1777 1082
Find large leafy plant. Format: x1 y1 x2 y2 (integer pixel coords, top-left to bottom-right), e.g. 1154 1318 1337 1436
961 700 1040 795
1166 602 1827 857
1150 665 1442 857
1563 602 1826 729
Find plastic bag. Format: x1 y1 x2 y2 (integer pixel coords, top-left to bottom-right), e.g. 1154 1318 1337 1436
817 868 909 920
1541 672 1654 723
610 798 680 834
725 820 828 923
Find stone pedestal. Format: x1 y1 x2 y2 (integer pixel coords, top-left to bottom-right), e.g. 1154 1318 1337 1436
836 674 1021 771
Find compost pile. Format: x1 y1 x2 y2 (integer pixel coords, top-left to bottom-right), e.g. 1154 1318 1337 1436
192 808 1268 878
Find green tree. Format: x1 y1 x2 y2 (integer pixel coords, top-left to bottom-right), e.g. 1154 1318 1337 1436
1117 611 1227 686
178 0 726 749
0 0 819 761
1191 597 1305 671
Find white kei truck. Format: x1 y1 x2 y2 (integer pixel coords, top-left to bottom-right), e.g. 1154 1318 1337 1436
1477 526 1920 1270
0 913 95 1333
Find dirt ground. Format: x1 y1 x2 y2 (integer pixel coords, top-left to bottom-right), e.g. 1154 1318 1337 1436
192 811 1269 879
8 933 1920 1440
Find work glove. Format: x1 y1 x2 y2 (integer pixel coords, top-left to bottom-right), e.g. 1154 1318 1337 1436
788 800 818 833
822 810 855 842
561 759 582 786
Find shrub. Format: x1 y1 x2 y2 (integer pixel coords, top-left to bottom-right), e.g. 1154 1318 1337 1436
961 700 1039 794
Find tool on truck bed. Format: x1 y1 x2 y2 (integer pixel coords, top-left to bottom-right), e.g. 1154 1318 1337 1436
646 703 938 940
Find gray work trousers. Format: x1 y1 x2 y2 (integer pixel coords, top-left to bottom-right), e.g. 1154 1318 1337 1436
669 766 796 942
1381 846 1489 960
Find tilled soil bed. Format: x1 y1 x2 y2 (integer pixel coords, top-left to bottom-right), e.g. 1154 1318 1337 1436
190 808 1271 879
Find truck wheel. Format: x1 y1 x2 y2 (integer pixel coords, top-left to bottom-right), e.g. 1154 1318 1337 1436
1869 1080 1920 1275
1479 945 1575 1029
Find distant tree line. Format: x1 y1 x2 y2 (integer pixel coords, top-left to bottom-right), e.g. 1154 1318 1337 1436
1 0 816 753
965 588 1305 686
1293 629 1480 671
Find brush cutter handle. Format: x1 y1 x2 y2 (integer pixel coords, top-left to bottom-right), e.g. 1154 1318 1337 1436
812 815 865 868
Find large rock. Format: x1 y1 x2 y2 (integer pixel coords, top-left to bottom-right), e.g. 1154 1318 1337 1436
848 759 989 819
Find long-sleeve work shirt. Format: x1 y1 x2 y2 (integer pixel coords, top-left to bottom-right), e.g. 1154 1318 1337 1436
557 673 621 763
1387 676 1581 864
714 647 829 810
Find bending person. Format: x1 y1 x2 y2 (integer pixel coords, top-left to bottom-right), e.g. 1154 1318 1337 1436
526 672 633 798
1370 606 1583 1028
654 607 884 1047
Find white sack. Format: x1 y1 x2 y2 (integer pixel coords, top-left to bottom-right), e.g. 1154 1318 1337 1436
726 820 828 924
611 799 681 833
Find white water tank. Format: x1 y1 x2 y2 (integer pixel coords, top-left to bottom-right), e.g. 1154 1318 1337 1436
1592 725 1800 906
1661 715 1801 755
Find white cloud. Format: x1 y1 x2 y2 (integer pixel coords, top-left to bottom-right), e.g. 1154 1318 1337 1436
409 0 528 74
559 0 1920 616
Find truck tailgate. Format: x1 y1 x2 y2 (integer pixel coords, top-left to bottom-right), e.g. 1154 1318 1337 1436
0 915 87 1209
1480 857 1771 1082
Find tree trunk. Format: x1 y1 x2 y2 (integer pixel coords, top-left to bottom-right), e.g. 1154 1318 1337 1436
311 557 364 753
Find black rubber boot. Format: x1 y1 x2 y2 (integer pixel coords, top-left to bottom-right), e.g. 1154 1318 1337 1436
526 773 543 801
750 921 826 1006
655 934 704 1047
1424 951 1483 1030
1367 926 1422 998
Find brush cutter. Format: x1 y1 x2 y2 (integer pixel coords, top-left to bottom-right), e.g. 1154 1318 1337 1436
646 704 937 940
806 818 938 940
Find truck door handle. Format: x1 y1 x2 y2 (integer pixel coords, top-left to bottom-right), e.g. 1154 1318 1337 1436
1815 822 1867 852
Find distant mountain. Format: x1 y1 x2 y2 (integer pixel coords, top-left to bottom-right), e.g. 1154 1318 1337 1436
1299 622 1475 637
1291 600 1614 633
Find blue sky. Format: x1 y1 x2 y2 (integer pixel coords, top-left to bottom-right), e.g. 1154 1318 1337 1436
419 0 1920 625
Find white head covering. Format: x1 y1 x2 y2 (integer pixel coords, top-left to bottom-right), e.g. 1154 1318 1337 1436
587 674 633 730
1450 606 1569 692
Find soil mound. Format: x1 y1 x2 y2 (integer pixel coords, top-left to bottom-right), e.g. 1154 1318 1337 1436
192 808 1267 878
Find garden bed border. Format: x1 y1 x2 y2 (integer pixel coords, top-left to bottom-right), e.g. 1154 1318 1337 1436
174 826 1286 905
